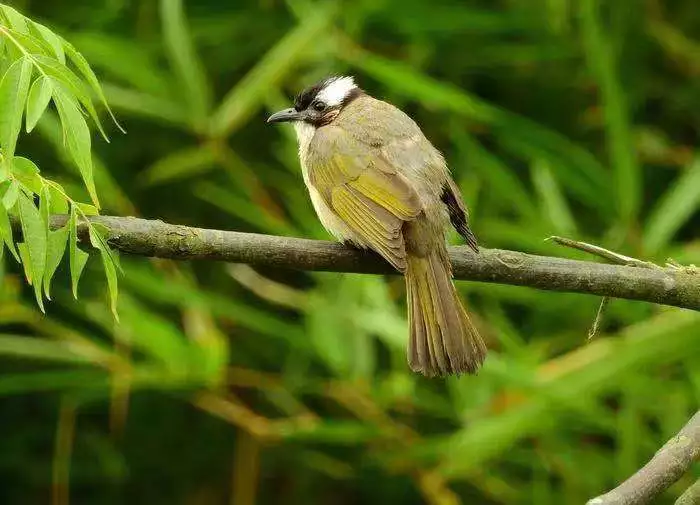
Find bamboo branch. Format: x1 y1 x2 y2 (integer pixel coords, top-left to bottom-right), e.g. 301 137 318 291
24 215 697 311
587 410 700 505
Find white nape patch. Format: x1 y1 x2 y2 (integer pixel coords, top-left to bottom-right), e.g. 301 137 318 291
316 76 356 107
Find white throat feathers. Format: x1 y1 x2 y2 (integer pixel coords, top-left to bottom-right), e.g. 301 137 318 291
316 76 356 107
293 121 316 157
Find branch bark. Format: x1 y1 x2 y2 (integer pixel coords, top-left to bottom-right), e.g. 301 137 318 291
587 410 700 505
33 215 699 311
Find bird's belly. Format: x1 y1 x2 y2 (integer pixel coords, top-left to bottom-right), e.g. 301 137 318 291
306 184 360 244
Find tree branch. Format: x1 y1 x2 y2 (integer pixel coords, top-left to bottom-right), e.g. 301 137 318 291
26 215 697 311
587 410 700 505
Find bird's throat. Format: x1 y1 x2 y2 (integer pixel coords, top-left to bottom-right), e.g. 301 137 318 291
293 121 316 158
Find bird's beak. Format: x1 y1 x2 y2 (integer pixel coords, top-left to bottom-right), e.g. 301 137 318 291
267 107 302 124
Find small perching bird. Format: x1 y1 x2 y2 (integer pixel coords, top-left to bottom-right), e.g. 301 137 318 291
267 76 487 377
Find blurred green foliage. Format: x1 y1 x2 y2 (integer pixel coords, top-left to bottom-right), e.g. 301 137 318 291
1 0 699 504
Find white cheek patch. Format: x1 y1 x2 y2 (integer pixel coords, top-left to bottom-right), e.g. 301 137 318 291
316 76 356 107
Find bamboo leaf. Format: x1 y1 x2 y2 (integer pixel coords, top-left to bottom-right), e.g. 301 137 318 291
580 0 640 226
25 75 53 132
159 0 211 125
0 335 91 364
531 158 578 236
139 145 218 187
643 158 700 254
69 32 172 96
211 4 336 136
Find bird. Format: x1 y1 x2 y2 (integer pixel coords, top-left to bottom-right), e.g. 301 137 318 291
267 75 487 377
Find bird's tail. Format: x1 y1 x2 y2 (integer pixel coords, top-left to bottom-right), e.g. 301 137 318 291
405 249 487 376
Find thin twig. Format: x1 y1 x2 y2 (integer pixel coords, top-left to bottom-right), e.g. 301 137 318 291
587 410 700 504
675 478 700 505
547 236 659 269
588 297 610 340
8 215 698 311
548 236 669 340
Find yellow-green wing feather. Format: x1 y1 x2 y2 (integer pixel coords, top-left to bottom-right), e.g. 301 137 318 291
307 126 422 272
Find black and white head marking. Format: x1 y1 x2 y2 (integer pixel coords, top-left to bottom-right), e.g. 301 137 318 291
293 76 363 127
266 75 364 152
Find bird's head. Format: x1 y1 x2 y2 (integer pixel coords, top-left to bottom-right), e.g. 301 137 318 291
267 76 362 128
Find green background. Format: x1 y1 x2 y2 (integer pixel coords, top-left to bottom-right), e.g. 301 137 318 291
1 0 699 504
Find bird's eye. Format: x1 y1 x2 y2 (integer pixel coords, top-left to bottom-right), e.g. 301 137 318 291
312 101 326 111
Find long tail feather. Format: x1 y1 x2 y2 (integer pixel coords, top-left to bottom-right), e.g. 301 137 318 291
406 250 486 376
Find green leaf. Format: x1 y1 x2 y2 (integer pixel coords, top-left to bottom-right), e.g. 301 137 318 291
68 205 88 298
12 156 42 194
0 335 92 364
76 202 98 215
530 159 578 236
160 0 211 125
69 32 172 96
18 191 47 311
0 56 32 172
16 241 31 282
2 27 51 64
39 183 50 228
97 84 188 127
139 145 219 187
61 39 124 134
32 55 108 140
53 89 99 207
580 0 640 225
211 4 336 136
31 22 65 63
38 184 68 297
643 157 700 255
340 44 610 214
88 223 119 320
0 28 53 58
47 183 69 214
0 193 18 261
25 75 53 132
2 180 19 209
0 370 111 397
111 295 191 374
0 6 28 33
89 222 120 272
43 225 68 299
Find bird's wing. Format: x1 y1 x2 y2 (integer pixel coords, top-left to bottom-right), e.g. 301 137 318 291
441 178 479 252
306 125 422 272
